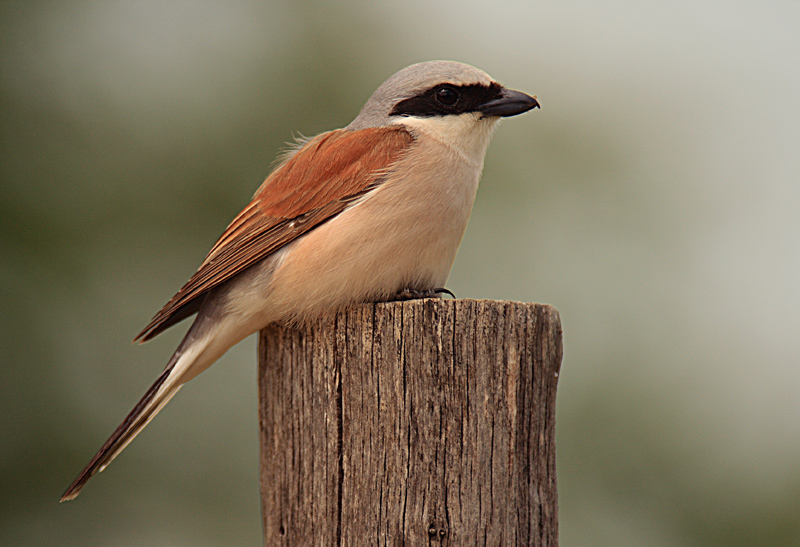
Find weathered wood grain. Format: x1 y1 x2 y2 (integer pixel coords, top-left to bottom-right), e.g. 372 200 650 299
258 299 562 546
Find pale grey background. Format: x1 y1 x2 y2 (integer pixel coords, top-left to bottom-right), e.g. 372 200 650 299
2 1 799 545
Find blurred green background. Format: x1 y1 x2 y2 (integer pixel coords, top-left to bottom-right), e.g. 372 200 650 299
2 1 799 545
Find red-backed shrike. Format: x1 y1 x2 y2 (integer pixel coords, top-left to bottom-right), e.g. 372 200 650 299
62 61 539 501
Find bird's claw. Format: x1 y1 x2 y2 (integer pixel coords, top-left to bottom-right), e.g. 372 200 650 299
386 287 456 301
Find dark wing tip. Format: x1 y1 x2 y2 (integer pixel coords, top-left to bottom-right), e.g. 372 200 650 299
134 295 203 343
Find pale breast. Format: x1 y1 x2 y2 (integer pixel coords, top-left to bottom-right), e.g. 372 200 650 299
261 135 486 324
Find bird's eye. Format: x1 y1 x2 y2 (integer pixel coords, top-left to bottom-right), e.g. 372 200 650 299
435 86 459 106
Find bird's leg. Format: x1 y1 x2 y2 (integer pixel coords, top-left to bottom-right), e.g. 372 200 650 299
385 287 456 301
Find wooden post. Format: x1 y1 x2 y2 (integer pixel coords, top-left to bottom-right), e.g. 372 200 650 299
258 299 562 546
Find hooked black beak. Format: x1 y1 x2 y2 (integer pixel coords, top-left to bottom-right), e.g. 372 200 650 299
479 88 540 118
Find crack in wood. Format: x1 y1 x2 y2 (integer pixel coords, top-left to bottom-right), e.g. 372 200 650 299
258 299 561 546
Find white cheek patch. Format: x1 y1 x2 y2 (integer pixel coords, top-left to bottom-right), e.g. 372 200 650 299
394 113 499 166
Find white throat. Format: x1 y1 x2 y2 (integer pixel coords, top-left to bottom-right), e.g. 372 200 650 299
394 113 500 167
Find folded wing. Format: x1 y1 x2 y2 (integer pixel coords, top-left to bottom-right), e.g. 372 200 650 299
134 126 414 342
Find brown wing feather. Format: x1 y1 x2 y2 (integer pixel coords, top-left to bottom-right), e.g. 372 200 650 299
134 126 413 342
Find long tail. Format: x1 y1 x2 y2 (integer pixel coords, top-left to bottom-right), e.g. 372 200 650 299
61 283 266 502
60 352 187 502
60 308 232 502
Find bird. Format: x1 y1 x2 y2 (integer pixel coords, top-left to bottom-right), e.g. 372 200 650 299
61 60 539 501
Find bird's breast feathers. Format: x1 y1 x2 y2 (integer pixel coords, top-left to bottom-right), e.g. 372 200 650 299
235 130 487 324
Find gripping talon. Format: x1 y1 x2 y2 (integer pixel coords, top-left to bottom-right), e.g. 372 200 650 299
432 288 455 299
384 287 455 302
